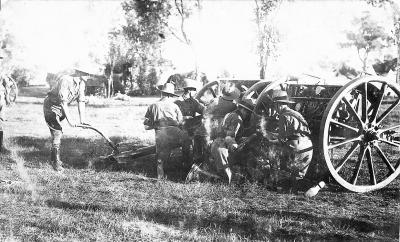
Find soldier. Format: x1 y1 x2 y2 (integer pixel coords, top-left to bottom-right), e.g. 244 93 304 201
43 67 94 172
0 51 11 152
210 98 256 183
206 83 241 125
195 83 241 142
174 78 205 164
174 78 205 132
175 78 204 117
0 75 13 152
144 82 191 179
193 83 241 165
264 90 313 191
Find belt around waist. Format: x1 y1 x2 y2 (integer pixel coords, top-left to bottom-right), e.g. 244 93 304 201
287 134 310 140
155 125 179 130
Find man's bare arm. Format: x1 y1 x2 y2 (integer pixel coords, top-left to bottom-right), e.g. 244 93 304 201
78 101 87 124
61 102 77 127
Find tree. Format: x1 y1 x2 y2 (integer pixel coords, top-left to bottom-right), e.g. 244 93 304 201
254 0 282 79
104 29 132 97
121 0 172 95
367 0 400 83
167 0 202 79
123 0 201 83
340 11 392 72
0 17 26 86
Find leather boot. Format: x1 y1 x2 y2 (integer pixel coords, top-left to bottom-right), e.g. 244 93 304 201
51 147 64 172
156 159 164 179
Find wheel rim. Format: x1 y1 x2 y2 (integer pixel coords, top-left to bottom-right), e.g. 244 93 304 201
195 80 220 104
242 81 271 101
321 76 400 192
254 78 291 113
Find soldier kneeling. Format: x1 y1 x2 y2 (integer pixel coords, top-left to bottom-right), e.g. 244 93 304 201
262 90 313 192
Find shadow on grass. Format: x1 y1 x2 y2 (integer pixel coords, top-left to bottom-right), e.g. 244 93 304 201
45 199 260 239
45 197 398 241
9 136 189 181
241 208 399 240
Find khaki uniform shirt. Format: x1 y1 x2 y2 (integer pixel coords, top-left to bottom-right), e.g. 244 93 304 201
175 97 205 118
46 75 86 105
277 106 313 177
0 75 13 105
278 106 311 142
0 77 7 106
222 110 255 142
144 97 183 130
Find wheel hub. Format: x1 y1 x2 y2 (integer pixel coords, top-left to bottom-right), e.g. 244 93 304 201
363 128 379 143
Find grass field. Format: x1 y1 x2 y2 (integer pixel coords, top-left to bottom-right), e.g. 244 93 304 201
0 86 399 241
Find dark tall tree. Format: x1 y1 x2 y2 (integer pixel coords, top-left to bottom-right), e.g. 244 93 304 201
121 0 172 95
122 0 201 90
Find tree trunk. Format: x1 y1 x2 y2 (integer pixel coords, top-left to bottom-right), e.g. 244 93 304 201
190 45 199 80
108 69 113 98
108 57 115 98
397 40 400 84
391 3 400 83
260 66 265 80
396 18 400 84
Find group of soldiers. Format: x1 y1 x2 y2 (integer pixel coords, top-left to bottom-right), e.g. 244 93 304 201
37 65 324 197
143 77 325 197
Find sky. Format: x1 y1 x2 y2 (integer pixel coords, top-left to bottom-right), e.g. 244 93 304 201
0 0 395 84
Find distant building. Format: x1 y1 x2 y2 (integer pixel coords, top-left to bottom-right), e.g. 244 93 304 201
86 76 107 96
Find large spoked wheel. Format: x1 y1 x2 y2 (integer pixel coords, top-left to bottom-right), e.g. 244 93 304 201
321 76 400 192
195 80 220 105
242 81 271 101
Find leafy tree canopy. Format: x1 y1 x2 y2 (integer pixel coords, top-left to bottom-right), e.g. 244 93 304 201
341 11 392 71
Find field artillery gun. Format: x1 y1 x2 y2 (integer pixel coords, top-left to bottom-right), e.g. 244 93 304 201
240 74 400 193
91 75 400 193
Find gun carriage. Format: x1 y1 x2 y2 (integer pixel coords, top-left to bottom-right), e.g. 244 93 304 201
238 75 400 193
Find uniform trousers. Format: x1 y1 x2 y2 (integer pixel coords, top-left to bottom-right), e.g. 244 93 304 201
155 126 191 178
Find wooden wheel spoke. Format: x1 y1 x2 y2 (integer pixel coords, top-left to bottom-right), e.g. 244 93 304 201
335 141 359 173
378 138 400 148
330 120 359 133
329 136 362 149
374 143 395 174
381 124 400 133
370 83 387 122
361 82 368 123
210 88 217 98
351 145 366 185
343 97 364 126
376 99 400 125
365 147 376 185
